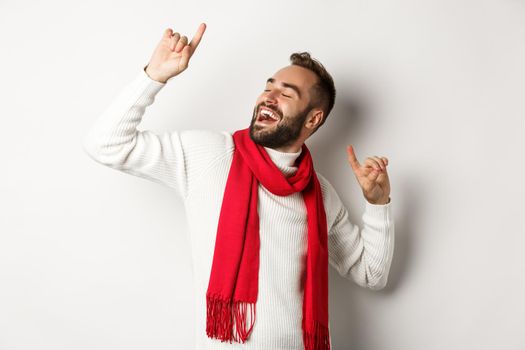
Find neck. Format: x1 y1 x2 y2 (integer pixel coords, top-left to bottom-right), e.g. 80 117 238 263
268 142 303 153
263 146 303 175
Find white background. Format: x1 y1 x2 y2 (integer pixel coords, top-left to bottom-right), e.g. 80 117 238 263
1 0 524 349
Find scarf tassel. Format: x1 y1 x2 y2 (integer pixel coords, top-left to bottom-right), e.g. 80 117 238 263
206 293 256 344
303 319 331 350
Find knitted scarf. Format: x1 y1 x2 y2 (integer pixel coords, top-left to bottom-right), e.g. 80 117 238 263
205 127 330 350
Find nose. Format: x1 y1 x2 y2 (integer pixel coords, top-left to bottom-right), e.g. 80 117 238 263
264 90 279 105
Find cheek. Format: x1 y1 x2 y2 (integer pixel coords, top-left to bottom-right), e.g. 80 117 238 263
256 94 265 104
282 104 298 117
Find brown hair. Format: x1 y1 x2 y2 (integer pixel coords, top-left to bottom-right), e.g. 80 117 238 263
289 52 336 133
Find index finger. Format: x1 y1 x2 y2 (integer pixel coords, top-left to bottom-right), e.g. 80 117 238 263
188 23 206 52
347 145 361 171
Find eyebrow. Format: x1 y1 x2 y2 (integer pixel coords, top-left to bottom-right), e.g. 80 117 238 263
266 78 302 98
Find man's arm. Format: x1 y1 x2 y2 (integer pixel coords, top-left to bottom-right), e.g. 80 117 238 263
82 25 213 200
82 66 190 198
318 174 395 290
328 198 394 290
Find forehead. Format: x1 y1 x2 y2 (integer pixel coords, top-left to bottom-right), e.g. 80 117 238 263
268 65 318 94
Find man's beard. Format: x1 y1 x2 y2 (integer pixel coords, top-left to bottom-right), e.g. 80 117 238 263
248 103 311 149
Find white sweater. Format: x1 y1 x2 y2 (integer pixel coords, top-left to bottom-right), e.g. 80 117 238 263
82 66 395 350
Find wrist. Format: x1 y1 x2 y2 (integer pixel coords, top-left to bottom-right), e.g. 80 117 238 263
366 196 390 205
144 65 168 84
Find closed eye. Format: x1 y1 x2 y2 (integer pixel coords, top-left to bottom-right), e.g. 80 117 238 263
264 89 291 98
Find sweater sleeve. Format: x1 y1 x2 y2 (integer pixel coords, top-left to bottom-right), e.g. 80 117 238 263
82 65 233 201
318 173 395 290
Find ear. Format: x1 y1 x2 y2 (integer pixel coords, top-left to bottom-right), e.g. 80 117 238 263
306 109 324 130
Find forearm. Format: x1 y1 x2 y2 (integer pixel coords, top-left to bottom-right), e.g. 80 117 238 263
82 66 166 166
355 200 395 289
328 199 395 290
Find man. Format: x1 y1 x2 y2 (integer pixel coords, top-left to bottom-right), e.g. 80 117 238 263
83 23 394 350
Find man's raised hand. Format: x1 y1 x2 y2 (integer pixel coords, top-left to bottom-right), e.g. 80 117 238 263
347 145 391 205
145 23 207 83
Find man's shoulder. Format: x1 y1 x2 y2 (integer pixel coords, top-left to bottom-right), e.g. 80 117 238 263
315 171 344 211
315 171 333 190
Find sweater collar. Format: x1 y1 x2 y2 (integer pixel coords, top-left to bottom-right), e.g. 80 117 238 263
263 146 302 177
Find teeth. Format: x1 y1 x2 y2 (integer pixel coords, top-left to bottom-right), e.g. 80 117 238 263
260 108 278 120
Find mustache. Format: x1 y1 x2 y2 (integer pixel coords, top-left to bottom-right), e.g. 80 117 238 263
256 103 282 118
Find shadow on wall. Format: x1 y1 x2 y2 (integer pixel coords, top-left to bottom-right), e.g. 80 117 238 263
312 90 417 348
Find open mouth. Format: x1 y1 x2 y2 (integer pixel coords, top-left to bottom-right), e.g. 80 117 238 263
257 106 280 125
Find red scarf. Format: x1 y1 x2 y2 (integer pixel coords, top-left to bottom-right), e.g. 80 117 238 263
206 128 330 350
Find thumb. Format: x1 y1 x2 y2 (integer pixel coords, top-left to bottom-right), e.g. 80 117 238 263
179 45 191 69
368 167 381 182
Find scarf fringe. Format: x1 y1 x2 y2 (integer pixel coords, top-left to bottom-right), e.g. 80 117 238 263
206 293 256 344
303 319 331 350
